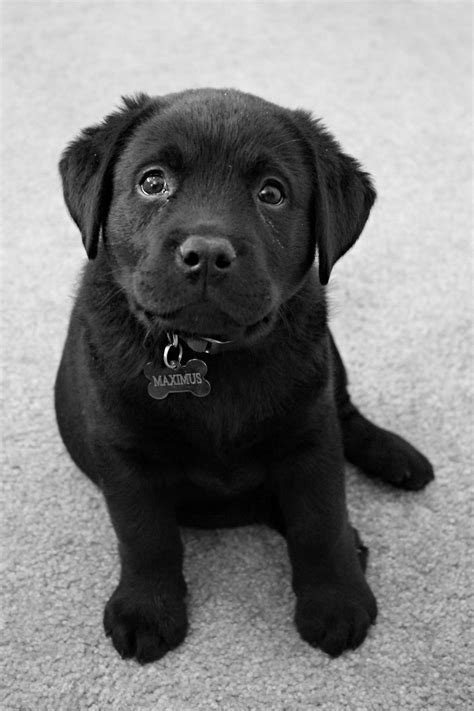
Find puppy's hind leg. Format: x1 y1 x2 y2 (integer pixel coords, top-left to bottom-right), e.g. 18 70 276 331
330 333 434 490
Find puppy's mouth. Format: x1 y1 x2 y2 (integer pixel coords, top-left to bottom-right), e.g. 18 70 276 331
134 300 276 346
171 313 275 344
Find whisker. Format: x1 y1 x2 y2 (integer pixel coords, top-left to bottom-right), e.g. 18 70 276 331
95 284 126 311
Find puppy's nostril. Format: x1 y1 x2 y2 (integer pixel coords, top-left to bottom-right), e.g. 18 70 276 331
182 250 200 268
215 253 232 270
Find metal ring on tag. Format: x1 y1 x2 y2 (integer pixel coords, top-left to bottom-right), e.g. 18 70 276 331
164 340 183 369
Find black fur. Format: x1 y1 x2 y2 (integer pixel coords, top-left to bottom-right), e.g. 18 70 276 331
55 88 434 664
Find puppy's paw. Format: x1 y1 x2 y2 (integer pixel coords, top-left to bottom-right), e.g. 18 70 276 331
295 582 377 657
364 428 434 490
103 583 187 664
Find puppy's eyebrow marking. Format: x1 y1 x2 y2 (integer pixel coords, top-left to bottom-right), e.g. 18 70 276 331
137 144 183 172
247 153 288 181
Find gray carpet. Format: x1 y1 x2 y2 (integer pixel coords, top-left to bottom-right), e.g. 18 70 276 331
2 2 472 709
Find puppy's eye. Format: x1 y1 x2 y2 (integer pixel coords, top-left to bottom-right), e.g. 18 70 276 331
258 181 285 206
139 170 168 196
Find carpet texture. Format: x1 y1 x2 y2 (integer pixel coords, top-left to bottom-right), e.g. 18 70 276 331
1 2 472 709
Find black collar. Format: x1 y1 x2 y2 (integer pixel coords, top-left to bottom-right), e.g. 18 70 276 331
180 334 235 354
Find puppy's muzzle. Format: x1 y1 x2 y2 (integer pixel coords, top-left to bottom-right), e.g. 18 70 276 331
175 236 236 277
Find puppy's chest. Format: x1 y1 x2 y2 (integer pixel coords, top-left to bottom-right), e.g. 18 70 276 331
184 456 266 498
133 346 321 487
142 392 271 497
142 346 319 448
180 366 288 447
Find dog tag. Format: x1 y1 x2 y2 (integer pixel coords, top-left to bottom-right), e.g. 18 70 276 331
144 359 211 399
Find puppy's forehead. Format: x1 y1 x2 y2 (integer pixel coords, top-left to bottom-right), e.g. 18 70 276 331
125 93 306 171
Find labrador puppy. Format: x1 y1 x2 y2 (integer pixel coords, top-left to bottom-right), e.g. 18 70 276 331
55 88 434 664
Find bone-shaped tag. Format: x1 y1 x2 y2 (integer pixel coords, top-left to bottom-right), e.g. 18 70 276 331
144 359 211 399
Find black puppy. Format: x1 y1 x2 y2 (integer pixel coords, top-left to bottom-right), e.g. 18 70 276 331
55 89 433 664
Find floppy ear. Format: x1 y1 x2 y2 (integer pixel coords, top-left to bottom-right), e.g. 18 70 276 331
59 93 153 259
293 110 376 285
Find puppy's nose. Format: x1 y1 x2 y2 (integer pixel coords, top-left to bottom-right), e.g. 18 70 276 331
176 236 236 274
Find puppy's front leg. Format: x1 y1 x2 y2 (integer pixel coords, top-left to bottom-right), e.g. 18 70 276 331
274 409 377 656
99 450 187 664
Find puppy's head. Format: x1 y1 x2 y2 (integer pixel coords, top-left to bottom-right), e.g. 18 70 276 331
60 89 375 343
